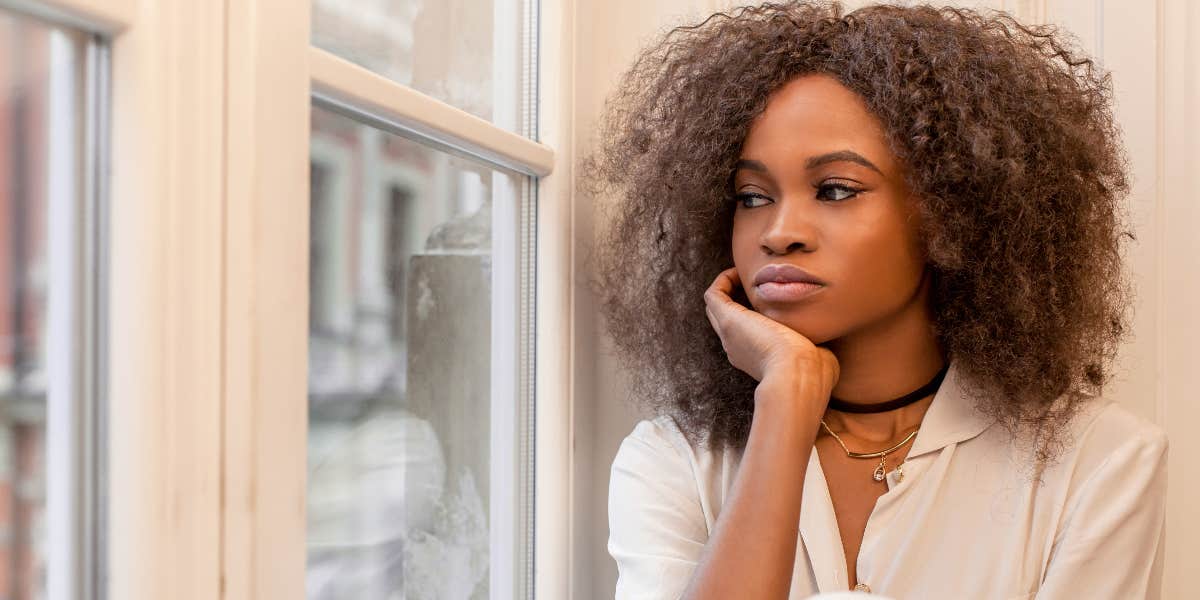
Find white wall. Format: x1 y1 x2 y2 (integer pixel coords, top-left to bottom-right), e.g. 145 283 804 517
571 3 736 597
571 1 1200 598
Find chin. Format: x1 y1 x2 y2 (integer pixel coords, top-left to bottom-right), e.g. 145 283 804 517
755 304 838 345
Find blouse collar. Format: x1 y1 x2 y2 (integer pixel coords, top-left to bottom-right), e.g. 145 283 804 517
904 357 996 460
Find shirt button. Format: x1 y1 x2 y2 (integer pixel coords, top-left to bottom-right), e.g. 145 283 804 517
854 583 872 592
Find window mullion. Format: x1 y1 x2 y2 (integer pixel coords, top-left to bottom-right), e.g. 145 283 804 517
310 47 554 178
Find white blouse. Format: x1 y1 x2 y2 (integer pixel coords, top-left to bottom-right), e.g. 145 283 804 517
607 359 1169 599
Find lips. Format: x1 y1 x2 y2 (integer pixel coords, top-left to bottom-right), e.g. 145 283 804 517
752 264 827 303
752 264 827 287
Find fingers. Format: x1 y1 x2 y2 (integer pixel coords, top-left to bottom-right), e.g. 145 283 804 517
704 267 748 321
708 267 741 298
705 305 721 339
704 269 741 346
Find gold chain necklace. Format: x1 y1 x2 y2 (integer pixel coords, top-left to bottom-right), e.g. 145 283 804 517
820 420 918 483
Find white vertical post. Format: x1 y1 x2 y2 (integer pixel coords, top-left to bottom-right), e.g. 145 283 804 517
1158 1 1200 596
107 0 226 597
45 25 80 600
491 0 522 597
490 170 520 599
223 0 311 597
536 0 576 598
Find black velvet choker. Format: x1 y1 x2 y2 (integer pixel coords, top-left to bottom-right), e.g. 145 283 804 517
827 362 950 414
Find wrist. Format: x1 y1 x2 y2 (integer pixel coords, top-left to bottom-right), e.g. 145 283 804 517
754 376 825 427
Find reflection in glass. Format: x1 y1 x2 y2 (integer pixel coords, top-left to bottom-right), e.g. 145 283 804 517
311 0 537 136
307 105 532 599
0 9 89 600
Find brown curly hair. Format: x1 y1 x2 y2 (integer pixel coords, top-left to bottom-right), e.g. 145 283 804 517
583 0 1134 464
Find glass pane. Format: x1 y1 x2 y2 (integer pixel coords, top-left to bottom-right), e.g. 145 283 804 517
307 105 534 599
0 9 90 600
312 0 537 136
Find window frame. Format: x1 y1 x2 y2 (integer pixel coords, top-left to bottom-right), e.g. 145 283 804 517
0 5 110 599
0 0 576 598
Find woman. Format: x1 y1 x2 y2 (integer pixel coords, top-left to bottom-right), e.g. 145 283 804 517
586 2 1169 598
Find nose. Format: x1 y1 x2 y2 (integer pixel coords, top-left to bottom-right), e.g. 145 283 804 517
760 197 817 255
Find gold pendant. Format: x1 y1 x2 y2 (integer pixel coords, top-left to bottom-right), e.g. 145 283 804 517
873 455 887 482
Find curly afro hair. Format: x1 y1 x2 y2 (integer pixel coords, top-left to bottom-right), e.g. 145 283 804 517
583 0 1134 465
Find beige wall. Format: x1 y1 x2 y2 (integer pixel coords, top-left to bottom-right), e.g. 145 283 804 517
570 1 1200 598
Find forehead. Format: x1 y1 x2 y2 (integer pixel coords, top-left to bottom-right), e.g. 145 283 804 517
741 73 897 174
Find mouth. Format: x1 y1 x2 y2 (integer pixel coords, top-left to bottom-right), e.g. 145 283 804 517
755 281 825 303
751 263 827 303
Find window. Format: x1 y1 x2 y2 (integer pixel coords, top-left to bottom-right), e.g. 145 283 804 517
0 7 105 599
312 0 536 135
307 1 542 594
0 0 567 596
307 83 535 599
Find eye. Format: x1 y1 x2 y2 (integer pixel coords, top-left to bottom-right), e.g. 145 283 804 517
733 191 773 209
814 182 862 202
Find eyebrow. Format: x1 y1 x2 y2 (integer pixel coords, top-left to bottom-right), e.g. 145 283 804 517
735 150 883 176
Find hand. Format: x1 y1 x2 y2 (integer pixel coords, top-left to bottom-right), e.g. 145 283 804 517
703 267 840 394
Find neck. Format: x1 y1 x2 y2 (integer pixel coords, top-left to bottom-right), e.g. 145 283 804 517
820 271 945 444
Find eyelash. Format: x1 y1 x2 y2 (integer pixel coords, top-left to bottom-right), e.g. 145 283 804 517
733 182 862 208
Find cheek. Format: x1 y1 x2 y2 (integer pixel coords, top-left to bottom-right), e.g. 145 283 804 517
730 218 766 308
730 216 755 269
841 225 926 294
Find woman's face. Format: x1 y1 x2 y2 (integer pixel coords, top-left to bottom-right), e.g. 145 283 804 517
731 73 931 346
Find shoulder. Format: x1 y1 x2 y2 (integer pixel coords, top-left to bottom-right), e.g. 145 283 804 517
608 415 707 526
627 413 691 446
1061 397 1168 473
611 414 698 473
1032 398 1170 595
609 413 743 545
609 413 736 508
1042 397 1169 513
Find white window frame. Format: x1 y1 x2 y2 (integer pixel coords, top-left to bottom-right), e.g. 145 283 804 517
0 3 113 600
0 0 576 598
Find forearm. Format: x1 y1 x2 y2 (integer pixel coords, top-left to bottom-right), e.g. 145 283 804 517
680 378 821 600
